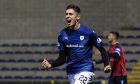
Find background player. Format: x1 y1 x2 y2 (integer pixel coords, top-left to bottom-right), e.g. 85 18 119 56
42 4 111 84
95 31 127 84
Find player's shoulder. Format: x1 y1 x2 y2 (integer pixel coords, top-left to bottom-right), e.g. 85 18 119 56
59 27 69 36
80 25 96 34
115 43 123 48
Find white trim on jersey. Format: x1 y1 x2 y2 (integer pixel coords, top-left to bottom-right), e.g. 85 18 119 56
114 51 121 56
115 48 121 52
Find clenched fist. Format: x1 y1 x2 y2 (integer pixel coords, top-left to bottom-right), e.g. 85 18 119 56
41 59 52 69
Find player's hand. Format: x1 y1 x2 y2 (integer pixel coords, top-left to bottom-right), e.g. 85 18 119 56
42 59 52 69
104 65 111 73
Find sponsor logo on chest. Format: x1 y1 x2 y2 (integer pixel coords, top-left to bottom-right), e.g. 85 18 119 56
65 35 85 48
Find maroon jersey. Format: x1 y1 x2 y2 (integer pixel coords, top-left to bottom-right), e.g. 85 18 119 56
109 43 127 76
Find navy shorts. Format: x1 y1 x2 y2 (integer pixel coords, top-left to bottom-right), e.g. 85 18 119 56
109 76 127 84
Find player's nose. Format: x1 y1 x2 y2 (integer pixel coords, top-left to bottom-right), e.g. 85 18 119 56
65 15 70 19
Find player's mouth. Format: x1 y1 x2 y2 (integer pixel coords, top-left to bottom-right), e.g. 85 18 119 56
67 19 72 24
66 18 72 25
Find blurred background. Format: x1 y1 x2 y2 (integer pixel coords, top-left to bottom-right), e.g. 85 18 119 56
0 0 139 84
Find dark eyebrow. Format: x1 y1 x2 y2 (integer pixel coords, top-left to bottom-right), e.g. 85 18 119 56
65 12 73 15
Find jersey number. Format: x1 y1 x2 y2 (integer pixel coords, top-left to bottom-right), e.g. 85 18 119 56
78 75 93 84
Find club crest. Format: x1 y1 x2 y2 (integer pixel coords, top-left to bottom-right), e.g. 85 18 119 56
80 36 84 40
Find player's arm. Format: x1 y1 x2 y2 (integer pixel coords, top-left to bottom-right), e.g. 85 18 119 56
94 50 110 64
93 49 103 64
42 33 66 69
90 31 111 73
95 43 111 73
90 31 109 66
96 45 109 66
95 46 121 64
42 51 66 69
50 51 66 67
109 46 121 59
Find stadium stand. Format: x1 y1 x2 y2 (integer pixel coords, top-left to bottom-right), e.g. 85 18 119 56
0 29 139 84
0 0 140 84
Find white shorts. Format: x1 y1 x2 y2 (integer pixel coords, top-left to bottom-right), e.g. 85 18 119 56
68 71 95 84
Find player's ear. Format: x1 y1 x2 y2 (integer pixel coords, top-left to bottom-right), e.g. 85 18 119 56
77 14 80 20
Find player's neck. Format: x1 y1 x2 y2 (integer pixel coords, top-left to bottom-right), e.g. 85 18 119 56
70 22 80 30
111 40 119 45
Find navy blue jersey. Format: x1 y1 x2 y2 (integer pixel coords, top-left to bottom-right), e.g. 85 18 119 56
57 25 102 74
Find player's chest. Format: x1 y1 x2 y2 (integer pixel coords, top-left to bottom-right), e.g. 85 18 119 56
109 46 116 53
63 33 89 46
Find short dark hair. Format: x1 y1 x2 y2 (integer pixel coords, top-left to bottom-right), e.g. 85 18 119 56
66 4 81 13
110 31 120 39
